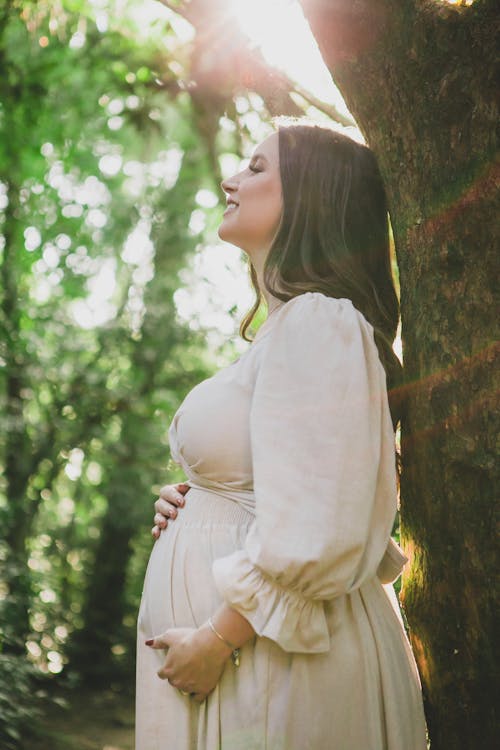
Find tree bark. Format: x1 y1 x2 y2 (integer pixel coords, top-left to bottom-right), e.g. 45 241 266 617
299 1 499 746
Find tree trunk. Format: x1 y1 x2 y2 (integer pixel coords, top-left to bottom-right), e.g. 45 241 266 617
68 460 138 682
0 174 33 647
299 1 499 746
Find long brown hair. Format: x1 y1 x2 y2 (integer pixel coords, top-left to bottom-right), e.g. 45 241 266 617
241 122 403 428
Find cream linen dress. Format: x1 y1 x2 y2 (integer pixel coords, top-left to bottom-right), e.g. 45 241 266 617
136 292 427 750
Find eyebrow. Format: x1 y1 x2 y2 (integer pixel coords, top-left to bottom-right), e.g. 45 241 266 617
250 153 268 163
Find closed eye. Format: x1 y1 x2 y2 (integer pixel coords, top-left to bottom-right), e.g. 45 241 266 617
248 164 262 174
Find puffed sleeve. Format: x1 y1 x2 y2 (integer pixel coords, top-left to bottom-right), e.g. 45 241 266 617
212 293 399 653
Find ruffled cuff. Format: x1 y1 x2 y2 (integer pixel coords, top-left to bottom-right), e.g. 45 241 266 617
376 538 408 584
212 550 330 653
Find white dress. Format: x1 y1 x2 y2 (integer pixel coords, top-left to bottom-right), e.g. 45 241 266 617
136 292 427 750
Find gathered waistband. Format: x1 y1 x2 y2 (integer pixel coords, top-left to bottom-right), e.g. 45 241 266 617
174 485 255 527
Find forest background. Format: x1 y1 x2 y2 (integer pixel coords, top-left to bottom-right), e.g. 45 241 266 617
0 1 497 749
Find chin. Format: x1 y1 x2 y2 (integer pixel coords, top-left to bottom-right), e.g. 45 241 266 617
218 221 237 244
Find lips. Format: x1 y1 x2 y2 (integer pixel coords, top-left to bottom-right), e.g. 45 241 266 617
224 198 239 215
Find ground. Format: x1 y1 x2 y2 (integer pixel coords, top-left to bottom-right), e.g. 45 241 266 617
24 688 134 750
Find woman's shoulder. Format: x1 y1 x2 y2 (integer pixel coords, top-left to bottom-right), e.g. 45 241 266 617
273 292 372 339
254 292 385 392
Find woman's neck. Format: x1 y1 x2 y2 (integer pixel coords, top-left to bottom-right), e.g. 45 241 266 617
254 266 282 314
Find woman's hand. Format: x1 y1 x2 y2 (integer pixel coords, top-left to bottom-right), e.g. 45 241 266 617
152 482 190 540
146 624 232 702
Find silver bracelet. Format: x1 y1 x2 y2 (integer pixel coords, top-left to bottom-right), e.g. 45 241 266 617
207 617 240 667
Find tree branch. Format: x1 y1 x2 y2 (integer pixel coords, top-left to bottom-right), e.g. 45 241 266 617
289 81 355 127
154 0 351 126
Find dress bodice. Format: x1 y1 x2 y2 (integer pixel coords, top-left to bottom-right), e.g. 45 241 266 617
167 314 277 513
167 294 407 582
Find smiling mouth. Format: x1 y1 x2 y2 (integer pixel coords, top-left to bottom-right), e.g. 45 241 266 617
224 202 239 214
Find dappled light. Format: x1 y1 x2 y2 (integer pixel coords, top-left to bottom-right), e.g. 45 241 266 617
1 1 496 748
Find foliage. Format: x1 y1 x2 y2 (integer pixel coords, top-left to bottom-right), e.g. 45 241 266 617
0 0 248 728
0 605 46 750
0 651 41 749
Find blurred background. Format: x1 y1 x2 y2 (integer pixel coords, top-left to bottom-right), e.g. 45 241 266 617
0 1 368 747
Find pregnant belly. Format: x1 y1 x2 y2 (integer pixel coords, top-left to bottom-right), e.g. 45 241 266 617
137 488 253 638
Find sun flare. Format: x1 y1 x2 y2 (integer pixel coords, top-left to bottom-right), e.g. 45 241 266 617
225 0 350 116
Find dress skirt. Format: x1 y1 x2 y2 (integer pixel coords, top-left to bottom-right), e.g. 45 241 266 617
136 487 426 750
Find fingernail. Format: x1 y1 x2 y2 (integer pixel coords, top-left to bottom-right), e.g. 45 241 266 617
145 638 154 646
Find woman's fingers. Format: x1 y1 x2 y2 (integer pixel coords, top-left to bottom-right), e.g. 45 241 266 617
152 483 189 538
158 484 188 508
154 498 178 519
154 510 172 526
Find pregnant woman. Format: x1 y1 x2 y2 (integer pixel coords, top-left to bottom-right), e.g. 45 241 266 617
136 122 427 749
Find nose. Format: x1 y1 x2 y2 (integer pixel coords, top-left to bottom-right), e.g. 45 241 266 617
221 173 238 196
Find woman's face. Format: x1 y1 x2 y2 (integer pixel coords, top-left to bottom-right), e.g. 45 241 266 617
218 132 282 258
